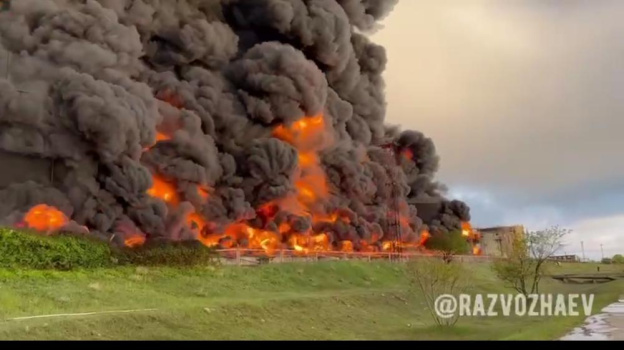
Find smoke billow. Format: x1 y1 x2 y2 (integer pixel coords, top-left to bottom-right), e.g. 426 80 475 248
0 0 470 251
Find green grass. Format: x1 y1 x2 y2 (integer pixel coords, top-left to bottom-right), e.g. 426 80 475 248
545 261 624 275
0 228 622 340
408 262 623 340
0 259 621 340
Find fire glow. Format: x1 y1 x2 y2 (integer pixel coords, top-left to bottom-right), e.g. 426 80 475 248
147 176 179 205
134 113 461 256
22 204 68 232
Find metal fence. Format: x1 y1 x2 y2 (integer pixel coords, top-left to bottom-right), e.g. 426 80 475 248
213 248 501 266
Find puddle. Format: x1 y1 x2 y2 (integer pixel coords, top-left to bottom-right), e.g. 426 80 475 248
560 300 624 341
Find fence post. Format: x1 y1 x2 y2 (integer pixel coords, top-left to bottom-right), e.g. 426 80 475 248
236 247 241 265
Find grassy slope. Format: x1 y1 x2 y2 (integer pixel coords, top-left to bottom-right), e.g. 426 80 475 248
0 260 622 340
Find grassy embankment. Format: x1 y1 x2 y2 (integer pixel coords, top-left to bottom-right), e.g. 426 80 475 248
0 228 622 340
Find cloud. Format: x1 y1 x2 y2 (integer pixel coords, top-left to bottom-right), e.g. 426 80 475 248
449 186 564 230
372 0 624 229
564 214 624 261
451 186 624 261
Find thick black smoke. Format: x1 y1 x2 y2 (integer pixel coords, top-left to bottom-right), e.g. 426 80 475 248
0 0 469 247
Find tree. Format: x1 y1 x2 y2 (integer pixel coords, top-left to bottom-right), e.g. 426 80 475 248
425 230 471 264
492 225 570 296
406 256 471 327
612 254 624 264
425 230 471 254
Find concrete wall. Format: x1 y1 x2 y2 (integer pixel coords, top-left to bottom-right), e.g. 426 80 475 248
477 225 525 257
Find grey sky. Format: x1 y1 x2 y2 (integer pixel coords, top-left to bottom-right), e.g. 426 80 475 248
372 0 624 259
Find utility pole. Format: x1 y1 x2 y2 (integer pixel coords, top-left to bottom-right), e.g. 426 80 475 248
581 241 585 262
381 144 402 262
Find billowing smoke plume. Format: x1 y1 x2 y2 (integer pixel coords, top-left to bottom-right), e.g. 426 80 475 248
0 0 470 251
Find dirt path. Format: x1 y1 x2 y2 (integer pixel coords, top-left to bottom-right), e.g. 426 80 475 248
561 299 624 340
603 301 624 340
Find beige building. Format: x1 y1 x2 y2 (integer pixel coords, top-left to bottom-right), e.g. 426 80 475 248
476 225 525 257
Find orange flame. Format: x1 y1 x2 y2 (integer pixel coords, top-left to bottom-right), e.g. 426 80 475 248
461 222 472 237
143 131 171 151
382 241 393 251
273 114 325 148
402 148 414 161
156 132 171 142
419 230 431 246
23 204 68 232
147 175 179 205
197 232 224 247
197 187 210 201
275 115 331 207
278 222 292 234
163 113 481 257
124 234 146 248
187 212 206 232
287 233 331 255
340 240 354 253
298 152 317 168
158 89 184 108
473 245 482 255
312 233 330 251
247 226 280 256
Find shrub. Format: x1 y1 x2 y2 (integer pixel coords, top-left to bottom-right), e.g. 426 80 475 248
406 256 471 327
612 254 624 264
0 227 220 270
113 240 220 267
0 228 113 270
424 230 471 256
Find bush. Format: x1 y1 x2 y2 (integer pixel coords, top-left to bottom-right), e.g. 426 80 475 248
115 241 219 267
601 258 612 264
0 227 220 270
424 230 471 256
612 254 624 264
0 228 113 270
406 256 471 327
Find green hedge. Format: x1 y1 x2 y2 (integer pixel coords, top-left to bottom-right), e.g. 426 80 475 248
0 228 219 270
114 241 220 267
0 228 113 270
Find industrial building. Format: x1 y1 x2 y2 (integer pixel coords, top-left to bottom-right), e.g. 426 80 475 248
475 225 525 257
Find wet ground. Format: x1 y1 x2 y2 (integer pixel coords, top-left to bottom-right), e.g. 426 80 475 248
561 299 624 340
